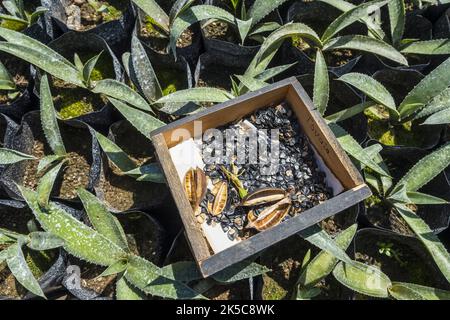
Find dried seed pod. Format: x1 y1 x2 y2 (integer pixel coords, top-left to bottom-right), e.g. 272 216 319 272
241 188 287 206
184 167 207 210
211 181 228 216
246 197 291 231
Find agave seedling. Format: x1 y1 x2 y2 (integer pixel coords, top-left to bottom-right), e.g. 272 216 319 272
0 27 165 131
324 55 450 148
0 0 47 31
168 0 291 57
353 141 450 285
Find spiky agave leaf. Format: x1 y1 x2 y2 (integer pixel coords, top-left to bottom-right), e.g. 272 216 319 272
296 224 357 291
0 28 83 87
77 189 129 251
247 0 291 27
401 39 450 55
154 87 235 105
39 75 66 156
108 98 165 139
388 282 450 300
333 260 392 298
124 255 204 299
36 161 64 208
394 142 450 193
388 0 405 47
395 204 450 283
131 0 170 33
92 129 136 174
116 275 145 300
19 186 127 266
211 260 271 283
0 148 36 164
27 232 65 251
313 50 329 115
6 241 46 298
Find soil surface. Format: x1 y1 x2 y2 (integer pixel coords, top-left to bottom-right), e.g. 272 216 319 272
98 122 168 212
21 121 93 200
65 0 128 31
203 21 238 43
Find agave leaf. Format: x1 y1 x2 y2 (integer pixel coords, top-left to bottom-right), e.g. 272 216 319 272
212 261 270 283
298 224 357 289
37 155 64 174
36 161 64 208
395 205 450 283
388 0 405 47
423 108 450 125
399 56 450 118
388 282 450 300
170 5 235 57
169 0 196 25
323 35 408 66
236 18 253 44
92 79 154 113
6 242 46 298
248 21 280 37
0 245 12 263
0 148 35 164
93 130 136 173
394 143 450 192
338 73 397 113
0 227 24 240
73 53 83 72
235 74 268 91
29 6 48 25
116 275 145 300
125 255 203 299
401 39 450 55
154 88 234 104
108 98 165 139
124 164 166 183
321 0 389 42
333 260 391 298
160 261 202 282
326 101 375 123
255 63 297 82
313 50 329 115
40 74 66 156
130 34 163 103
247 0 290 26
298 225 354 265
329 123 390 177
19 186 127 266
77 189 129 251
256 23 322 63
0 13 28 25
0 60 15 88
27 232 65 251
100 259 127 277
414 88 450 120
2 0 22 17
405 191 448 205
0 28 82 86
83 51 103 85
131 0 169 33
318 0 385 39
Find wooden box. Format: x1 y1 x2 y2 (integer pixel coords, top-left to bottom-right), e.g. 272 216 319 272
151 77 371 277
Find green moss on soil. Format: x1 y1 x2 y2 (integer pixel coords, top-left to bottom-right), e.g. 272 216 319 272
54 86 104 119
88 0 127 23
365 108 424 147
158 69 184 96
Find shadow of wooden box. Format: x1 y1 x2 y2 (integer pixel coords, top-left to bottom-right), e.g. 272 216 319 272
151 77 371 278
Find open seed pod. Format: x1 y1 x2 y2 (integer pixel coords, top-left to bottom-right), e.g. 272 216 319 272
184 167 207 211
241 188 287 207
246 197 292 232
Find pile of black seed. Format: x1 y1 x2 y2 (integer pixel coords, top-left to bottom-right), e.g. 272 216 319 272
199 103 332 241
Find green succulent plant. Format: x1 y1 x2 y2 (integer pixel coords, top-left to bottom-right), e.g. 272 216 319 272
167 0 290 55
324 56 450 147
0 0 47 31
